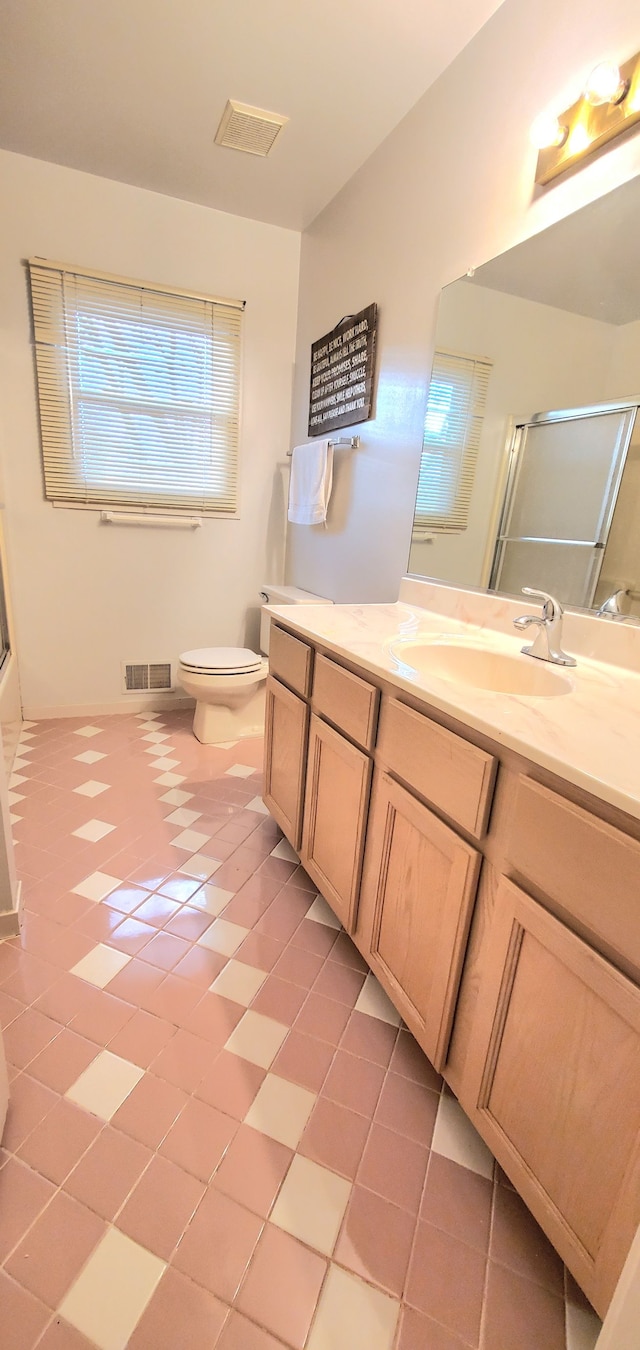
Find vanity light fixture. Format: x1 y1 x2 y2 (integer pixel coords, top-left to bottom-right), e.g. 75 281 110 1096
533 47 640 184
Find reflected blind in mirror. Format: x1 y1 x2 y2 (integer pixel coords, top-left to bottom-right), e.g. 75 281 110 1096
414 349 492 533
28 260 244 515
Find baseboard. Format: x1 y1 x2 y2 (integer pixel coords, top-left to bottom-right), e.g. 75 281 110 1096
0 881 23 939
22 696 195 720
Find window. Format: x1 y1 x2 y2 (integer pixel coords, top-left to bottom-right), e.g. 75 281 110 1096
28 260 244 514
413 349 492 534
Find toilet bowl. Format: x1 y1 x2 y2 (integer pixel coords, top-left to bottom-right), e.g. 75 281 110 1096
178 585 333 746
177 647 269 745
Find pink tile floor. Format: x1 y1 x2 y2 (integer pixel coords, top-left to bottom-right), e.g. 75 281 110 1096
0 710 600 1348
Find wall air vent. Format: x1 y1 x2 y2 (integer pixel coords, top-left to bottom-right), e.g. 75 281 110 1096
123 663 172 693
214 100 288 157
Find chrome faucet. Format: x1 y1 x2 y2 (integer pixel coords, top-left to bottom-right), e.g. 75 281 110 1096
513 588 576 667
596 589 640 625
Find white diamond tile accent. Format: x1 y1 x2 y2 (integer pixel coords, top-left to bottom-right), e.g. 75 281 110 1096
9 773 27 787
225 763 255 778
211 960 268 1006
246 796 269 814
71 870 122 902
72 819 117 843
59 1229 165 1350
9 812 21 825
74 780 110 798
270 837 299 863
355 972 402 1026
149 757 180 770
431 1092 494 1178
565 1303 602 1350
198 918 249 956
158 788 193 807
7 791 25 806
70 943 131 989
163 807 201 827
179 853 222 880
141 731 170 743
12 757 31 771
271 1154 351 1256
187 883 234 914
307 1265 399 1350
74 725 103 738
171 828 211 852
225 1014 288 1072
66 1049 143 1120
144 744 175 755
74 749 107 764
244 1072 315 1145
153 772 186 787
306 895 341 929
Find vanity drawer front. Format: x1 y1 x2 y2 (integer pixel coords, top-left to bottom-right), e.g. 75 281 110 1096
377 698 496 839
508 776 640 972
312 654 379 750
269 625 313 698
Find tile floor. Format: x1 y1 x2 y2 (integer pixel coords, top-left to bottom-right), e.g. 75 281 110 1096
0 710 603 1349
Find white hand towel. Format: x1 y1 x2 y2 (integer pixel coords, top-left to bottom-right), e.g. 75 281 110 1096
287 440 334 526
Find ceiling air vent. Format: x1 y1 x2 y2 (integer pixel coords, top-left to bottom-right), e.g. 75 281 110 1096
214 100 288 157
123 663 172 693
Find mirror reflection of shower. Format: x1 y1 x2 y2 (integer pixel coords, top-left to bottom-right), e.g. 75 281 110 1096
489 401 640 612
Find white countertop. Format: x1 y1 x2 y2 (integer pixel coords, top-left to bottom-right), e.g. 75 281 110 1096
267 580 640 822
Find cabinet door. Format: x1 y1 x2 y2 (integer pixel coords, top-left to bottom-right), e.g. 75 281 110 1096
263 676 309 850
463 876 640 1316
358 771 480 1071
301 714 372 932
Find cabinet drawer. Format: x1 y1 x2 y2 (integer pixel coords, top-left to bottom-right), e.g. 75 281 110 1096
269 624 313 697
377 698 496 839
312 653 379 750
508 776 640 973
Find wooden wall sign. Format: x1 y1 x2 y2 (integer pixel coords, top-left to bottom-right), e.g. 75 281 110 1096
308 303 378 436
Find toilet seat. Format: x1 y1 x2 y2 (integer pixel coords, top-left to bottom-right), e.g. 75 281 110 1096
179 646 263 676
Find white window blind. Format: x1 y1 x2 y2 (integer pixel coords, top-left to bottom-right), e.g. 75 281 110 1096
28 260 244 514
414 349 492 533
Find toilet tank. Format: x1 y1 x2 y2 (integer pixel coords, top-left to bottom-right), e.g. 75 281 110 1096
259 584 333 655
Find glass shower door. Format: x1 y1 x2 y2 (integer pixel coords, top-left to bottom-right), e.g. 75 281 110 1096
491 406 638 607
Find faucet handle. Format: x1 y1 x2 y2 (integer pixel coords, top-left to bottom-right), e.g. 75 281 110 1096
521 587 562 620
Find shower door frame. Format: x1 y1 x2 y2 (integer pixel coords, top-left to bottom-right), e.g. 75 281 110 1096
489 398 639 607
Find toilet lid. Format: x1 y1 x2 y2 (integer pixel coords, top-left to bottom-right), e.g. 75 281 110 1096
179 646 263 674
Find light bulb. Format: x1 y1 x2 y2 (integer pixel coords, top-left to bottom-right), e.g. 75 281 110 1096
530 112 567 150
584 61 628 106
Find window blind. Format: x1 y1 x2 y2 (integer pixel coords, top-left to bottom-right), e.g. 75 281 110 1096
28 260 244 514
414 349 492 533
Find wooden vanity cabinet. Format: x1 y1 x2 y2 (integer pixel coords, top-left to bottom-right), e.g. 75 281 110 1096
263 675 309 850
301 714 372 932
357 770 481 1071
263 617 640 1314
461 875 640 1314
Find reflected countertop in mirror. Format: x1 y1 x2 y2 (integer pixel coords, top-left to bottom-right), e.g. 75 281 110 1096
409 174 640 619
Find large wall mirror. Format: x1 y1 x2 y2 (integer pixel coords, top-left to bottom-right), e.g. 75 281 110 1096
408 175 640 616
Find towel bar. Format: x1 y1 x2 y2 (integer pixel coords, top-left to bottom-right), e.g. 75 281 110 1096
100 511 202 529
287 436 360 457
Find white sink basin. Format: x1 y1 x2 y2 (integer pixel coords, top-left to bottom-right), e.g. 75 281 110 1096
391 641 573 697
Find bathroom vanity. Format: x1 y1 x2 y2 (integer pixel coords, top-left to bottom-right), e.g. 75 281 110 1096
262 582 640 1319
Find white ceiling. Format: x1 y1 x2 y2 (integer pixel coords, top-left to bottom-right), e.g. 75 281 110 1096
0 0 505 230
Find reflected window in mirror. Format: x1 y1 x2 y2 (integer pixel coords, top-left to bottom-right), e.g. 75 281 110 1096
413 350 492 538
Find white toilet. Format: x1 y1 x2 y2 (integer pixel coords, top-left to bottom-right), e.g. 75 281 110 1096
177 584 332 745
